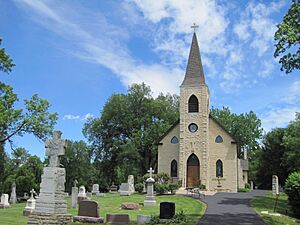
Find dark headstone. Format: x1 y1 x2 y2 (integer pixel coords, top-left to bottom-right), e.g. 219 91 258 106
106 214 130 224
110 184 118 192
159 202 175 219
73 200 103 223
121 203 139 210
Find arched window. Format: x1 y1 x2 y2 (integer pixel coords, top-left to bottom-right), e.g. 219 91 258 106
171 160 178 177
215 135 223 143
188 95 199 113
171 136 179 144
216 160 223 177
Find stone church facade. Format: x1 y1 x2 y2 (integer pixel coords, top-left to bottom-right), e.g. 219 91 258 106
157 33 248 192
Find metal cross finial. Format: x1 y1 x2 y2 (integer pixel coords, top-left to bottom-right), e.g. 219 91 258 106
191 23 199 32
148 167 154 178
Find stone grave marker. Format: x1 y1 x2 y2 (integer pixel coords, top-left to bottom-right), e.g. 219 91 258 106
86 192 92 200
23 192 29 200
0 194 10 208
128 175 135 194
23 189 36 216
121 203 139 210
92 184 100 195
78 185 87 202
144 167 156 206
250 181 254 191
96 192 105 197
27 131 72 225
137 215 151 224
119 183 130 196
272 175 279 196
159 202 175 219
110 183 118 192
71 186 78 208
10 181 17 204
73 200 104 223
106 214 130 224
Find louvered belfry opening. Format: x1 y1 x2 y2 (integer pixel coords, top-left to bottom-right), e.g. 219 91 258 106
188 95 199 113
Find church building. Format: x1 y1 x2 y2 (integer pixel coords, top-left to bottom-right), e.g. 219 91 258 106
157 32 248 192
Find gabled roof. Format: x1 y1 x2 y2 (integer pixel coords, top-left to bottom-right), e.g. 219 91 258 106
155 120 179 145
181 33 206 87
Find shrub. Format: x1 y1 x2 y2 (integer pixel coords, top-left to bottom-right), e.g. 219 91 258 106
156 172 170 184
168 183 180 194
134 183 144 193
154 183 168 194
238 188 250 192
199 184 206 190
244 183 251 189
285 172 300 218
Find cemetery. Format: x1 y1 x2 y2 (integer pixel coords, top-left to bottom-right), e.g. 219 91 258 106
0 1 300 225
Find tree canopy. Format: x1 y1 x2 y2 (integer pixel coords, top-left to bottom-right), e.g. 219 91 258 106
83 83 179 186
0 38 15 74
274 0 300 73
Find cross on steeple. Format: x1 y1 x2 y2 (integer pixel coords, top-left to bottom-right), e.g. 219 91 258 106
148 167 154 178
191 23 199 33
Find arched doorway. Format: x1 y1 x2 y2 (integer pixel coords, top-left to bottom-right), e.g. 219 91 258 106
186 154 200 187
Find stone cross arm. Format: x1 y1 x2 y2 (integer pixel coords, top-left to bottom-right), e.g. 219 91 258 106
148 167 154 178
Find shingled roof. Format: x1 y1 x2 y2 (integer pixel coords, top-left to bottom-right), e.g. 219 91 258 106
181 32 206 87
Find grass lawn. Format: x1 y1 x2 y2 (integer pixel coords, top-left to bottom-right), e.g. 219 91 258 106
0 193 206 225
251 192 300 225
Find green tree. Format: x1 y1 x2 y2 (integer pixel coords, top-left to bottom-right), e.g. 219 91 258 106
83 83 179 186
0 38 15 74
210 107 263 157
274 0 300 73
61 140 95 193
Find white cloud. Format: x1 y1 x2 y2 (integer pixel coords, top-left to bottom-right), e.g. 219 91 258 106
259 60 275 78
283 80 300 104
261 107 300 132
63 113 94 121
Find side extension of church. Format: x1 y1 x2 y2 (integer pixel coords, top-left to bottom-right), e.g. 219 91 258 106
157 33 248 192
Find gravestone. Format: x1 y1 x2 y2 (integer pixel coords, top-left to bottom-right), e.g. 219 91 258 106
78 185 87 202
23 189 36 216
10 181 17 204
73 200 104 223
110 184 118 192
137 215 151 224
96 193 105 197
0 194 10 208
250 181 254 191
106 214 130 224
27 131 72 225
272 175 279 196
159 202 175 219
121 203 139 210
24 192 29 200
119 183 131 196
128 175 135 194
92 184 100 195
71 187 78 208
86 192 92 200
144 167 156 206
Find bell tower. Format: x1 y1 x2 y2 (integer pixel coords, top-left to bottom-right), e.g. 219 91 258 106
179 32 210 188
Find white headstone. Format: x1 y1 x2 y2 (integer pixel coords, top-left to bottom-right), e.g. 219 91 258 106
119 183 130 196
10 181 17 204
78 186 86 198
0 194 10 208
23 189 36 216
128 175 135 193
144 167 156 206
250 181 254 191
91 184 99 194
272 175 279 196
71 187 78 208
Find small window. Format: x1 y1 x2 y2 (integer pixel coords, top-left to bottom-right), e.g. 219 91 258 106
171 160 177 177
216 160 223 177
188 95 199 113
171 136 179 144
215 135 223 143
188 123 198 133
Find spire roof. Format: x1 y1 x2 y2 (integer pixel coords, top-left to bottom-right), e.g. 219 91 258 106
181 32 206 87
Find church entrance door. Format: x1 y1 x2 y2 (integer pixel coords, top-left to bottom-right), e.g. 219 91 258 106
186 154 200 187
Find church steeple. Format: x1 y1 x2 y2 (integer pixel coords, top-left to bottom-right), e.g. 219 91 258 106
181 32 206 87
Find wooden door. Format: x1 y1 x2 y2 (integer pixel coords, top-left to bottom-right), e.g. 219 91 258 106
186 154 200 187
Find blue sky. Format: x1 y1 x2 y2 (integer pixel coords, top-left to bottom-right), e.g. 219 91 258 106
0 0 299 159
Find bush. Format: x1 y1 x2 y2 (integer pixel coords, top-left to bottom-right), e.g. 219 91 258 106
199 184 206 190
154 183 168 194
285 172 300 218
168 183 180 194
244 183 251 189
238 188 250 192
135 183 144 193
